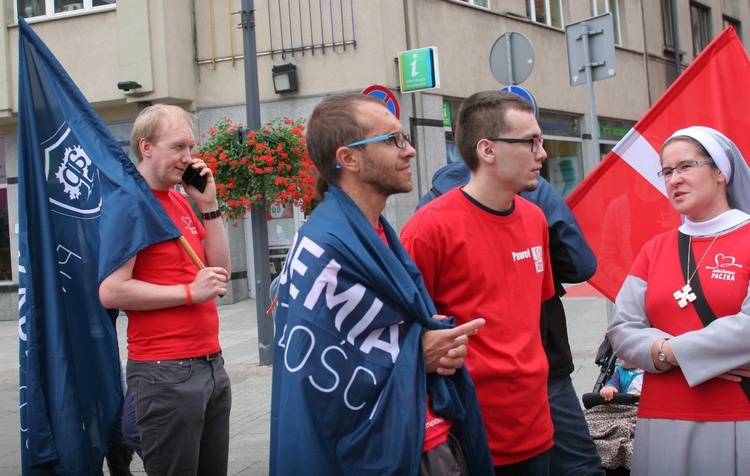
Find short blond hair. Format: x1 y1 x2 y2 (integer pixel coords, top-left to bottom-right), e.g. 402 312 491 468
130 104 195 162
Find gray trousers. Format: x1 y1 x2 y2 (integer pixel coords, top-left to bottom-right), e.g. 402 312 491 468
420 433 469 476
127 355 232 476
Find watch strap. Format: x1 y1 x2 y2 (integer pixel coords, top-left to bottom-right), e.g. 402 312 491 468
201 209 222 220
658 339 674 367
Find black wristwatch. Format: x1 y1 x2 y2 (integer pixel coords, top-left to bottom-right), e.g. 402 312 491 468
201 209 222 220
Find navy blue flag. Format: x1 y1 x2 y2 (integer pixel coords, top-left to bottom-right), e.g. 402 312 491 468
17 18 180 474
270 185 493 475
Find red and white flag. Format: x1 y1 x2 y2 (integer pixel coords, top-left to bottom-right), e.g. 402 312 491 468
566 27 750 302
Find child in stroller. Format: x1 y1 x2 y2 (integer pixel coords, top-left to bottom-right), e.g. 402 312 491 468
600 358 643 402
582 338 640 475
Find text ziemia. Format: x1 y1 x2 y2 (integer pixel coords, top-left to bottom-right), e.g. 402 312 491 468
274 233 404 416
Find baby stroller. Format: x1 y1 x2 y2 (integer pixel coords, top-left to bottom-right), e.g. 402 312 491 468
582 337 639 476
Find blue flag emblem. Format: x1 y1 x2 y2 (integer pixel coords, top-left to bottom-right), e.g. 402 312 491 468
45 125 102 216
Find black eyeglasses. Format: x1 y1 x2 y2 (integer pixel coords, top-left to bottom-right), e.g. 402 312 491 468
656 159 713 181
487 137 544 154
346 132 411 150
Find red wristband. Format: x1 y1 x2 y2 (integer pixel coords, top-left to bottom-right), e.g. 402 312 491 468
184 284 193 307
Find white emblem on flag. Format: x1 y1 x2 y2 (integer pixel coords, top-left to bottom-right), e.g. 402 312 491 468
55 145 94 200
44 125 101 217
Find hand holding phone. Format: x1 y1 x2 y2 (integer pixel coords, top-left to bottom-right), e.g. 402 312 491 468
182 165 208 193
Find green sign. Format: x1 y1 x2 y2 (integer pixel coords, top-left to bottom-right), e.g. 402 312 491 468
599 118 635 141
443 102 451 127
398 47 440 93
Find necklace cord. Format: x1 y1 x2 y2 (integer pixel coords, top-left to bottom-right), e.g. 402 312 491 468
686 232 722 284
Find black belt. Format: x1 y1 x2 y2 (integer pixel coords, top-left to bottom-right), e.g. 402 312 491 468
182 351 222 361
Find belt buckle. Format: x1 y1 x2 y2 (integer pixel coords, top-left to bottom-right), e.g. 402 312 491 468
206 352 219 361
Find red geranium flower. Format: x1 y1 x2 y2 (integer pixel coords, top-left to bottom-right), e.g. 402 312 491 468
197 116 318 221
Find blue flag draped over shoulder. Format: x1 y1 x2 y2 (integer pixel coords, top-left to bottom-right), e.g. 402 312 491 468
270 186 492 475
17 18 180 474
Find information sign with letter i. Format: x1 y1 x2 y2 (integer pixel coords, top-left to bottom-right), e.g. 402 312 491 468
398 47 440 93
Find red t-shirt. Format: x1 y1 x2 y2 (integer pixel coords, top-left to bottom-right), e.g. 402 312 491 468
126 189 221 360
401 188 555 465
630 228 750 421
375 222 451 452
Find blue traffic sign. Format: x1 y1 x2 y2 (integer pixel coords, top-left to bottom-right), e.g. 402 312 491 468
500 85 538 118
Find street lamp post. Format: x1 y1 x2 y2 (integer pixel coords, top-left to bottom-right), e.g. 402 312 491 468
240 0 273 366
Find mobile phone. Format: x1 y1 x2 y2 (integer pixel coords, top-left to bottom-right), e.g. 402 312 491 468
182 165 207 193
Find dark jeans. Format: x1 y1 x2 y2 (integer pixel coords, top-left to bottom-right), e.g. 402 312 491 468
495 449 549 476
106 396 126 450
127 355 232 476
122 387 142 459
548 376 605 476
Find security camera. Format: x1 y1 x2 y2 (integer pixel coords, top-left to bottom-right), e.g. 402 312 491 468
117 81 142 92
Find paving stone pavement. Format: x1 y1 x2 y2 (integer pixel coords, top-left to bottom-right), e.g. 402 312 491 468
0 290 609 475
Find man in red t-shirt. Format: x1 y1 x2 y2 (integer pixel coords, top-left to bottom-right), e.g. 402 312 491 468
99 104 231 475
402 91 555 474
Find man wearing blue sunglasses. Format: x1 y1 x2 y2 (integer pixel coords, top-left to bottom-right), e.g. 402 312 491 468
269 94 492 475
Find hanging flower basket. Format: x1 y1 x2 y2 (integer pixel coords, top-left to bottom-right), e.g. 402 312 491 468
196 117 317 222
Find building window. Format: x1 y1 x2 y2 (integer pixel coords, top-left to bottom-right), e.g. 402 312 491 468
443 100 462 164
16 0 115 20
662 0 675 49
459 0 489 8
592 0 621 45
538 111 582 198
724 15 742 40
690 2 711 56
598 117 635 160
527 0 563 28
0 139 9 281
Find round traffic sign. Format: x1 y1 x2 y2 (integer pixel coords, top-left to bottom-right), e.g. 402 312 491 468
489 32 534 86
362 85 400 119
500 85 538 118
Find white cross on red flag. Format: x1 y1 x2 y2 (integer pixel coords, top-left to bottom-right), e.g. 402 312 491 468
566 27 750 302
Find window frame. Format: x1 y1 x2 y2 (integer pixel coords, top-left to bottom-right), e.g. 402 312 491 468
15 0 116 21
0 184 10 282
662 0 676 49
723 15 742 40
0 136 10 282
540 135 584 198
689 1 712 57
459 0 490 8
591 0 621 45
537 110 583 197
527 0 564 29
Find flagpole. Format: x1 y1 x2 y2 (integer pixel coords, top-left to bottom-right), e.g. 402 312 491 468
178 236 206 270
240 0 273 366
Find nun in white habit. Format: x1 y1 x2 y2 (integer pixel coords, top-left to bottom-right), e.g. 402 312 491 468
607 126 750 476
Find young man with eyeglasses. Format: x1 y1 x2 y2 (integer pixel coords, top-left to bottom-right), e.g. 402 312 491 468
402 91 556 475
416 163 604 475
269 94 493 475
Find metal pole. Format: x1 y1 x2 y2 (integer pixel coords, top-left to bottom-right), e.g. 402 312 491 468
671 0 680 77
580 20 616 320
240 0 273 366
506 32 515 86
580 22 600 162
